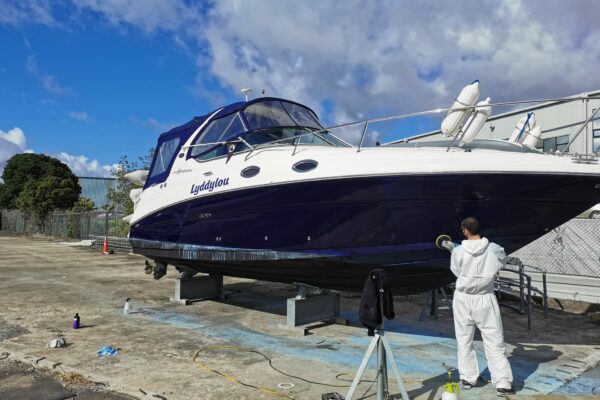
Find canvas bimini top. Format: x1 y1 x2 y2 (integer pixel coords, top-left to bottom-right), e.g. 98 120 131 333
145 97 328 189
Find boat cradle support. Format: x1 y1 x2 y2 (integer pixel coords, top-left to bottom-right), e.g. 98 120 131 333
169 274 226 305
284 283 348 334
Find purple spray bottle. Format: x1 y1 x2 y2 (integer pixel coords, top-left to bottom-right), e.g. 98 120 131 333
73 313 80 329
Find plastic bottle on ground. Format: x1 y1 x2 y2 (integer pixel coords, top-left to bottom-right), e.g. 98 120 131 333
123 298 131 315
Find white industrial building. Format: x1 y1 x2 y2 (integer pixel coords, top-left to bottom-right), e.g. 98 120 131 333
407 90 600 155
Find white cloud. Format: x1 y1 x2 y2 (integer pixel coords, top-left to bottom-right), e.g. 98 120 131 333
145 117 175 132
129 116 177 132
0 127 27 150
54 152 117 178
26 54 72 96
194 0 600 124
66 111 89 122
0 0 59 27
71 0 197 33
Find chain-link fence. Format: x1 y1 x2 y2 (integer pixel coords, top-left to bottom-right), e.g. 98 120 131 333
0 209 130 239
513 218 600 278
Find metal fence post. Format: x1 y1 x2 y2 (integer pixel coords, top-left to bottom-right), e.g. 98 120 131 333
542 272 548 320
526 276 532 330
519 263 525 314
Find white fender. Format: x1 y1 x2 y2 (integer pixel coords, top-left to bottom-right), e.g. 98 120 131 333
509 113 536 143
124 170 149 186
129 188 142 204
122 214 132 224
441 80 481 137
522 124 542 148
459 97 492 146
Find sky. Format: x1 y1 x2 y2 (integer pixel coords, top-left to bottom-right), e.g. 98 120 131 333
2 0 600 177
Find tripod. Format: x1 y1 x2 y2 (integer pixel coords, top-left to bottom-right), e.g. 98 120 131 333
346 289 410 400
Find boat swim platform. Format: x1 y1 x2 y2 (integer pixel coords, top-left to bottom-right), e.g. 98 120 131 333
0 234 599 399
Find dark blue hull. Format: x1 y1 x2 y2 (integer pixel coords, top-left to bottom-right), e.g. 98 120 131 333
130 173 600 293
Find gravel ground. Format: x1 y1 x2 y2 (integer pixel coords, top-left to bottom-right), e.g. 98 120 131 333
0 357 136 400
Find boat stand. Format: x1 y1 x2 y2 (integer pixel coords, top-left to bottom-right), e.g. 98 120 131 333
346 290 410 400
418 287 452 321
282 283 348 335
169 274 226 305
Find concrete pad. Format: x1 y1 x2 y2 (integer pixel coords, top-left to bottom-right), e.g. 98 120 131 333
1 235 599 399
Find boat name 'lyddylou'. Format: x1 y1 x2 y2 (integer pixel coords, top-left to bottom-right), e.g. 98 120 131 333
190 178 230 195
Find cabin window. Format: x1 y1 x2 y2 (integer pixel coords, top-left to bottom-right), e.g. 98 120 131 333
150 137 181 177
241 166 260 178
292 159 318 172
190 113 245 158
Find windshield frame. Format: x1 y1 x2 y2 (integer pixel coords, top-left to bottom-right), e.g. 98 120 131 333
189 126 351 163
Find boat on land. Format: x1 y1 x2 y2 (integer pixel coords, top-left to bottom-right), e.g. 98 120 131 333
126 85 600 294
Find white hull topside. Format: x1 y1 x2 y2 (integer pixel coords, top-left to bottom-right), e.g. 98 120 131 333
131 142 600 226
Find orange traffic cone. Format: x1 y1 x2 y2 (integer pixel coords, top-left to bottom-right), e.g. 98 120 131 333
102 237 109 254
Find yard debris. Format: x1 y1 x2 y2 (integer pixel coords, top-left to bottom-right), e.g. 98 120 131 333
96 346 119 357
48 337 67 348
59 240 94 247
60 371 91 385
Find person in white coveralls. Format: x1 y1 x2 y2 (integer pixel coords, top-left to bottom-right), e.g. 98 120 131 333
443 217 515 397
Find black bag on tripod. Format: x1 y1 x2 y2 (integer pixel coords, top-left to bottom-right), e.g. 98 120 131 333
359 269 395 335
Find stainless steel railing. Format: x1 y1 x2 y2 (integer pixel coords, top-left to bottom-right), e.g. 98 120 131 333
184 94 598 157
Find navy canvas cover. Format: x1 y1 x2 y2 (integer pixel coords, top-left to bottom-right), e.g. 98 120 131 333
144 116 206 189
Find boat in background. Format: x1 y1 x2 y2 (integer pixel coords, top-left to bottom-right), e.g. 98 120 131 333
125 85 600 294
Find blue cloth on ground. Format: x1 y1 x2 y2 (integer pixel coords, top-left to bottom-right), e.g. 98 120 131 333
97 346 119 357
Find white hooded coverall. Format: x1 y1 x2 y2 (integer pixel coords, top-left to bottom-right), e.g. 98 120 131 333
450 237 513 389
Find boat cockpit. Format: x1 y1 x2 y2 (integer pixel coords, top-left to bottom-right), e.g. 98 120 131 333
144 98 348 189
188 99 348 162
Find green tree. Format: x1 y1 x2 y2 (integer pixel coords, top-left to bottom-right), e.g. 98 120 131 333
105 149 154 215
0 183 9 208
71 197 96 212
0 153 80 210
104 149 154 237
16 175 80 217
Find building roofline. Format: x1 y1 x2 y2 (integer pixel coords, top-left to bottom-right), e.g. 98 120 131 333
78 176 116 180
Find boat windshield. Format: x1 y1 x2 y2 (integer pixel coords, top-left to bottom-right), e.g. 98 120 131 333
242 127 343 147
193 127 345 161
243 100 322 130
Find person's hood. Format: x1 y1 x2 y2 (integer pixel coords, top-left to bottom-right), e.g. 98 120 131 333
460 237 489 256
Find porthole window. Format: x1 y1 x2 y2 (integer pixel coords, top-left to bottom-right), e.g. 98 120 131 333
241 166 260 178
292 159 318 172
